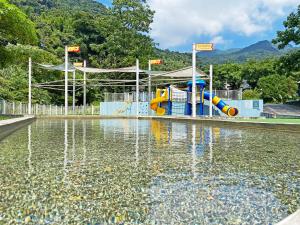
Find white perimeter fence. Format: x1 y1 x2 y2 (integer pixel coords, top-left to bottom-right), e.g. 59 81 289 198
0 100 99 115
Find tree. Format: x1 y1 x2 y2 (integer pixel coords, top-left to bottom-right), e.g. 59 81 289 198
90 0 155 68
257 75 298 103
241 59 277 88
0 65 52 103
0 44 59 67
276 50 300 81
213 63 243 89
0 0 38 45
272 5 300 49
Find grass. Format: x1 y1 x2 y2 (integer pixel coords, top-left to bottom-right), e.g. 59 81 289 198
0 115 11 120
238 118 300 124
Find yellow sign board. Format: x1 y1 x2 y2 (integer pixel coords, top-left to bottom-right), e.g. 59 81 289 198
68 46 80 53
73 62 83 67
150 59 163 65
195 43 214 51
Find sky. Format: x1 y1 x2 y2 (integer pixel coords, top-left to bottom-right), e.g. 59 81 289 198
97 0 299 52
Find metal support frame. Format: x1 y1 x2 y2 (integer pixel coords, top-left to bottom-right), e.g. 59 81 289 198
64 46 68 115
192 44 214 118
148 60 151 102
209 65 213 117
192 43 197 118
72 70 76 113
167 86 172 115
28 57 32 115
136 59 139 117
83 60 87 114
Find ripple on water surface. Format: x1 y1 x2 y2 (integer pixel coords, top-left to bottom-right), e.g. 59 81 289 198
0 119 299 224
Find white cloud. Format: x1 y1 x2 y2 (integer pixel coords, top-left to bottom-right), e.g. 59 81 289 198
210 36 226 45
148 0 298 48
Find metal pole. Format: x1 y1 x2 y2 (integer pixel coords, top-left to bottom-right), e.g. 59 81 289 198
192 43 197 118
148 60 151 102
72 70 76 113
136 59 139 117
209 65 213 118
3 100 5 114
28 57 32 115
65 46 68 115
83 60 87 114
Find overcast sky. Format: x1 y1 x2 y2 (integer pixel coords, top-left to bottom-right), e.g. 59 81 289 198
98 0 299 52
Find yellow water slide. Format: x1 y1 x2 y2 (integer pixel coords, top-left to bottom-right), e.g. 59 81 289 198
150 89 169 116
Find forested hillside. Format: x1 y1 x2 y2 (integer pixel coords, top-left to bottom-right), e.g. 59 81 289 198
9 0 154 68
1 0 158 104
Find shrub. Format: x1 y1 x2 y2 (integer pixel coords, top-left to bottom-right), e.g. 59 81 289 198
257 75 298 103
242 89 261 100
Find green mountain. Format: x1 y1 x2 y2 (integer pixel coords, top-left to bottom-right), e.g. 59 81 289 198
197 40 298 64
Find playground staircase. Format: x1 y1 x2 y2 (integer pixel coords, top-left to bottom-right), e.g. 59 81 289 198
263 103 300 117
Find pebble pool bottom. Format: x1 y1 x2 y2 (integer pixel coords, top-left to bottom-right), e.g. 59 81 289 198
0 119 299 224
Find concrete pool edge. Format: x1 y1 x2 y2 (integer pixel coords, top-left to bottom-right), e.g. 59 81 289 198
276 209 300 225
0 115 36 140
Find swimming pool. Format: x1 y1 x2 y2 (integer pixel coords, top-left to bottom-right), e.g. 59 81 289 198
0 119 299 224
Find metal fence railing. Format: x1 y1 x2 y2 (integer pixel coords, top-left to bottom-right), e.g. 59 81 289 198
0 100 100 115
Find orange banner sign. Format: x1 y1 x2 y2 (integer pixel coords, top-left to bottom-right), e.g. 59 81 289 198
150 59 163 65
195 43 214 51
73 62 83 67
68 46 80 53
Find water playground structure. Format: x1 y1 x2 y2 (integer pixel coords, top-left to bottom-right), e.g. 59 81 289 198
150 80 239 117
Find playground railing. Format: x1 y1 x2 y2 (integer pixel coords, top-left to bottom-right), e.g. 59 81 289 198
0 100 100 115
104 92 155 102
214 90 243 100
104 90 242 103
185 89 242 103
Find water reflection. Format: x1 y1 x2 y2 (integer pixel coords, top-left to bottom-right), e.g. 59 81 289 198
191 124 197 179
135 119 139 166
82 120 86 163
63 120 68 183
27 125 32 174
209 127 213 163
0 119 299 224
72 120 75 161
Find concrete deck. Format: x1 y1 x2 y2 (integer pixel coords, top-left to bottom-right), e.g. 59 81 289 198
0 115 36 140
276 209 300 225
264 104 300 117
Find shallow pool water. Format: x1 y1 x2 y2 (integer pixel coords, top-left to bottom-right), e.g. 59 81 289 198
0 119 299 224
